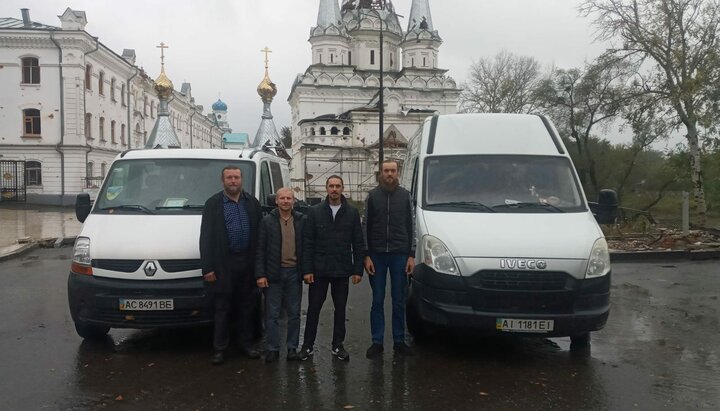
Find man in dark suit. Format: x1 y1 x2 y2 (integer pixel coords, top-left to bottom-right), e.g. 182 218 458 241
299 175 365 362
200 165 263 365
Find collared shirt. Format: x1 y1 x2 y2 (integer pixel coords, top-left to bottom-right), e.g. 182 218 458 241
223 192 251 252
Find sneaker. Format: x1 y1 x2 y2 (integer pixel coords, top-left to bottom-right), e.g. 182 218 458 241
264 351 279 364
299 346 314 361
287 349 300 361
211 350 225 365
331 345 350 361
365 343 384 358
240 347 261 359
393 343 414 356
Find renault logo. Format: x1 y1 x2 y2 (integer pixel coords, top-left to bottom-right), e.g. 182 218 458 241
144 261 158 277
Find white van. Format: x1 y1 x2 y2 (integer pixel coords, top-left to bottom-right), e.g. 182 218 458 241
68 148 289 339
401 113 617 348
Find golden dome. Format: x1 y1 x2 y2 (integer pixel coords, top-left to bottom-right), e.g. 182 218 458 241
155 66 174 99
257 69 277 103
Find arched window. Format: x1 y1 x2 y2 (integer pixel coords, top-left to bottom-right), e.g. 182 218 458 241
121 84 126 106
110 78 116 101
87 161 94 178
22 109 41 136
101 162 107 177
85 113 92 139
343 127 351 136
111 120 116 143
310 127 316 136
99 117 105 141
85 64 92 90
121 124 126 145
21 57 40 84
98 71 105 95
320 127 326 136
331 127 339 135
25 161 42 186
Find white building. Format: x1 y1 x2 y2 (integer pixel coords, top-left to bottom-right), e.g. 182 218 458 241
0 8 228 205
288 0 460 201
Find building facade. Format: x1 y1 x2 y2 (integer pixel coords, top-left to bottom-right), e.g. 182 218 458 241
288 0 460 201
0 8 227 205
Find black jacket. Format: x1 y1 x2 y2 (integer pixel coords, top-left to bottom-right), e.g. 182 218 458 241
302 195 365 277
199 191 263 291
255 208 306 282
363 185 416 257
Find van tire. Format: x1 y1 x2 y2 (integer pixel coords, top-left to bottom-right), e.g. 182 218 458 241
74 322 110 340
570 333 591 350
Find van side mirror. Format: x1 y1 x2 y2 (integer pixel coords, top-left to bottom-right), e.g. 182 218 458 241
595 189 618 225
76 193 92 223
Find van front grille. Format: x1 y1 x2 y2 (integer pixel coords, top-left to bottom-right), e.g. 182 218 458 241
159 259 201 273
473 271 569 291
92 259 143 273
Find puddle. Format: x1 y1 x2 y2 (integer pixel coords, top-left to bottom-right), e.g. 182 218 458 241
0 208 81 248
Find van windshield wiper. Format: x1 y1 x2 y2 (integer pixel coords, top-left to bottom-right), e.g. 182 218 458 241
492 202 565 213
155 205 205 210
99 205 155 214
427 201 496 212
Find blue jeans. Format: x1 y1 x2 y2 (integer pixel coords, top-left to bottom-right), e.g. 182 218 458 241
264 267 302 352
368 252 408 345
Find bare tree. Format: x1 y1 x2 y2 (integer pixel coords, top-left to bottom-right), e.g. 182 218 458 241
280 126 292 148
580 0 720 226
460 50 546 114
538 58 636 197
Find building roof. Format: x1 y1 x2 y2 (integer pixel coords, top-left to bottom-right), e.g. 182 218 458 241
317 0 342 29
0 17 59 30
212 99 227 111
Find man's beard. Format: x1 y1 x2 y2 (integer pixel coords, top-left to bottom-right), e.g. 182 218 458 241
380 177 398 192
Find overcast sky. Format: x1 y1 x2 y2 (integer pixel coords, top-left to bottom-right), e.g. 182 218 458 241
3 0 627 140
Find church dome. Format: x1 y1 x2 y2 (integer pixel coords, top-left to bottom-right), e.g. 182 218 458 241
212 99 228 111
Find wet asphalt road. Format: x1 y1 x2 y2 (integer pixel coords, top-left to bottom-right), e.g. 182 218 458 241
0 248 718 411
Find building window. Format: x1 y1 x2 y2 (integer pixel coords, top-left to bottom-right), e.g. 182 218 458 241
85 113 92 139
111 120 116 143
330 53 334 64
371 50 375 65
390 53 394 68
348 51 352 66
411 58 415 67
23 109 41 136
319 54 322 64
87 162 94 179
98 71 105 95
99 117 105 141
25 161 42 186
310 127 316 136
121 84 126 106
85 64 92 90
320 127 326 136
121 124 126 145
343 127 351 136
331 127 339 135
110 78 116 101
21 57 40 84
423 57 427 67
101 162 107 177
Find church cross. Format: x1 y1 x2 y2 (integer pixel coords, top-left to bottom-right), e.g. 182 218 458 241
261 46 272 69
157 42 169 66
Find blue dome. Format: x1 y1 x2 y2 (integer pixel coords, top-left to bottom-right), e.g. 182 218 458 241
212 99 227 111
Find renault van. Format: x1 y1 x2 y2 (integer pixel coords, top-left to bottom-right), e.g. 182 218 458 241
401 113 617 348
68 148 289 339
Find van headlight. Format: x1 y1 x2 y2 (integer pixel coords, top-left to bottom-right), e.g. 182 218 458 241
73 237 91 265
586 238 611 278
421 235 460 275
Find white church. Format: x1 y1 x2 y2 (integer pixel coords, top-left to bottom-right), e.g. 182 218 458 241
288 0 460 202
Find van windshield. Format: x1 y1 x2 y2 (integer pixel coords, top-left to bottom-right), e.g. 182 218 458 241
423 155 586 213
94 159 255 215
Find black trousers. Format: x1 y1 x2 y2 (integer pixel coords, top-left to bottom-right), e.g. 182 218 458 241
303 276 349 349
212 253 258 352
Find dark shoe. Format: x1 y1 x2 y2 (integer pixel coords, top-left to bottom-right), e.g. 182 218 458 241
287 349 300 361
211 351 225 365
366 343 384 358
240 347 261 359
331 345 350 361
299 346 314 361
393 343 414 356
265 351 279 363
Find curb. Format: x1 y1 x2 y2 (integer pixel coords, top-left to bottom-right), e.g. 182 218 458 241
0 242 39 262
610 249 720 262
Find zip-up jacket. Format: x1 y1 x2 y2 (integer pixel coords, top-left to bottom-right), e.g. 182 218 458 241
363 185 416 257
255 208 306 282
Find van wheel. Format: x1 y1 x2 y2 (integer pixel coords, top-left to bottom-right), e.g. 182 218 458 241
74 322 110 340
570 333 591 350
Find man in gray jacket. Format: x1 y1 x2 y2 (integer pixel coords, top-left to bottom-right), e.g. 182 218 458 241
256 188 305 363
363 160 416 358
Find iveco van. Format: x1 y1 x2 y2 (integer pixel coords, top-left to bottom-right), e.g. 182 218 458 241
68 148 289 339
401 113 617 348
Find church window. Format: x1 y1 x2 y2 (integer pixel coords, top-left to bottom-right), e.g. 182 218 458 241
348 51 352 65
98 71 105 95
21 57 40 84
343 127 351 136
85 114 93 139
99 117 105 141
111 120 116 144
320 127 327 135
110 78 116 101
23 109 41 136
411 58 415 67
390 53 393 68
85 64 92 90
331 127 339 135
331 54 334 64
310 127 316 136
423 57 427 67
121 84 126 106
25 161 42 186
371 50 375 65
121 124 126 145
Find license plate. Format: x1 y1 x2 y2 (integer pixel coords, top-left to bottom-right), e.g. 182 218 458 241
119 298 174 311
496 318 554 333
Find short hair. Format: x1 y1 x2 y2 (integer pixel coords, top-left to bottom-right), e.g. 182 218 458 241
382 159 399 169
276 187 294 197
221 166 242 178
326 175 344 187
